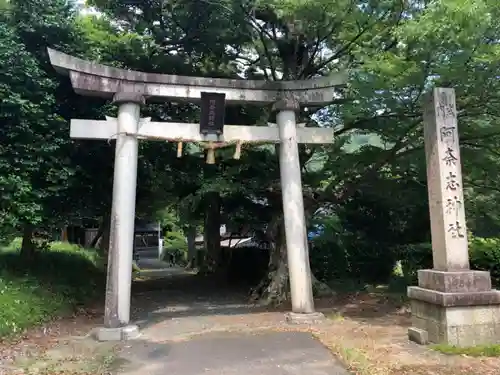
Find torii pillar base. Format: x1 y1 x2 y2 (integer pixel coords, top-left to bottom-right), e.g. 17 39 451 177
285 312 325 325
94 324 140 341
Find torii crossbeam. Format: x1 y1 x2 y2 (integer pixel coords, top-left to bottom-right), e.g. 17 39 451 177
70 118 334 144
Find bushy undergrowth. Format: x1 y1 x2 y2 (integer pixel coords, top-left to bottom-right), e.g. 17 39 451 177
310 216 500 289
0 239 105 337
469 236 500 286
161 230 188 265
309 215 399 284
392 236 500 286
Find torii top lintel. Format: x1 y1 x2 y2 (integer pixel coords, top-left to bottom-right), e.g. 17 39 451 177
48 48 347 105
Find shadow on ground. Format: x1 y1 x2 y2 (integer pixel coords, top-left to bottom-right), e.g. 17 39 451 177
4 263 416 375
131 268 285 330
315 291 411 328
128 261 410 331
119 265 351 374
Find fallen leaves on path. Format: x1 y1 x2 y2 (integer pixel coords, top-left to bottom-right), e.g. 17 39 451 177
310 293 500 375
0 306 103 374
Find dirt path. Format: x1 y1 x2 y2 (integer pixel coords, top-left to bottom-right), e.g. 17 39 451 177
2 271 499 374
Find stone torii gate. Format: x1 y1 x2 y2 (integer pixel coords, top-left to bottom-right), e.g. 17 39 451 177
48 48 346 341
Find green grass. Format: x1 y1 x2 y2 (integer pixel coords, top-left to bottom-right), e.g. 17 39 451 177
0 238 105 338
431 343 500 357
0 274 68 336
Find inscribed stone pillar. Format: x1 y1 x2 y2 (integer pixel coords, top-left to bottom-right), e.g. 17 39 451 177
424 88 469 270
273 96 323 323
97 92 144 341
408 87 500 347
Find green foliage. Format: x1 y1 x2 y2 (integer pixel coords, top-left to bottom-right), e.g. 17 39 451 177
0 275 67 337
470 237 500 286
397 243 434 284
162 231 188 265
0 0 105 239
155 207 189 265
309 215 350 281
0 240 105 337
431 343 500 357
311 207 500 288
392 236 500 287
0 19 63 231
310 213 399 284
310 171 430 285
3 0 500 298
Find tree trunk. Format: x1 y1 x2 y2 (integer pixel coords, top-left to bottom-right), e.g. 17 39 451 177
89 223 104 248
99 216 111 256
61 226 68 242
20 223 35 259
250 214 289 305
250 213 332 306
201 191 221 274
186 225 197 268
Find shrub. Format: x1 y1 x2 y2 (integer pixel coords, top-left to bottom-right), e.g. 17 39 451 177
470 236 500 287
309 215 398 283
161 230 188 265
397 242 433 284
394 236 500 288
0 239 105 337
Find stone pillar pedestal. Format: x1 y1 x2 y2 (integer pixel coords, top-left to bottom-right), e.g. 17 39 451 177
408 270 500 346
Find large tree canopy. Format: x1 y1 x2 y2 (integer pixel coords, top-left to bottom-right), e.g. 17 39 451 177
2 0 500 300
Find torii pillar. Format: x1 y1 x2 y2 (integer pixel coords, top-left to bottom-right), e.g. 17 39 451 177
103 93 144 340
48 48 346 339
274 96 317 319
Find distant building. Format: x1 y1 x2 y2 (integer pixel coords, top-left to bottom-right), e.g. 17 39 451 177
194 223 270 251
133 220 162 259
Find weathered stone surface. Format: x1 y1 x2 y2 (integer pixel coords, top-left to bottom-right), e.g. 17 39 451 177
418 269 492 293
102 99 141 332
113 92 146 105
408 327 429 345
272 95 301 112
285 312 326 325
410 299 500 346
423 88 469 271
48 48 347 105
94 325 140 341
408 286 500 307
70 119 335 144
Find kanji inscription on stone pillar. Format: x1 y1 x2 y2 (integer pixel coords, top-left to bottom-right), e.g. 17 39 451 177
424 87 469 271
